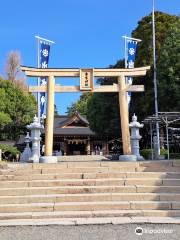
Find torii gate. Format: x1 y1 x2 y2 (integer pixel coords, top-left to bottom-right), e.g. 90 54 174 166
21 66 150 158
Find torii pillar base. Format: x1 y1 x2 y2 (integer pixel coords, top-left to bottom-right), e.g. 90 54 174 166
119 155 137 162
39 156 57 163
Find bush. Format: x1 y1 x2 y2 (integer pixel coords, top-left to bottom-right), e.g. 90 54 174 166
140 148 168 160
0 144 20 160
170 153 180 159
160 149 168 158
140 149 153 160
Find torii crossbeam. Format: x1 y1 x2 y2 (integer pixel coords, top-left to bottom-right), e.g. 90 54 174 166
21 66 150 158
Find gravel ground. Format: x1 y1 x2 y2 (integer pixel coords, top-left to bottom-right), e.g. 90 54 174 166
0 224 179 240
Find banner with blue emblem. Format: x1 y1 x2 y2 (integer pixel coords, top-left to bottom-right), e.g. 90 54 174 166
127 40 137 68
125 38 139 106
39 42 50 119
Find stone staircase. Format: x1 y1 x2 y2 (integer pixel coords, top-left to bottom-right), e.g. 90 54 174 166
0 160 180 222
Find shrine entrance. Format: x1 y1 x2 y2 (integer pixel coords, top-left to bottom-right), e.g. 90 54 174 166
21 66 150 159
67 141 86 155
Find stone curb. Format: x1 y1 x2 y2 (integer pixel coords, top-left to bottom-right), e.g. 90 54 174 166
0 217 180 226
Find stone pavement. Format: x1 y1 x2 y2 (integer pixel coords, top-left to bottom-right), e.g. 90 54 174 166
0 223 179 240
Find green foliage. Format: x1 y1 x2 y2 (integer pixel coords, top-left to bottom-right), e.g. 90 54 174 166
66 12 179 140
170 153 180 159
157 19 180 111
66 93 92 116
160 149 168 158
140 148 168 159
86 59 124 136
0 79 36 140
0 144 20 158
140 149 153 159
0 112 12 129
132 11 178 67
130 11 179 120
87 93 120 135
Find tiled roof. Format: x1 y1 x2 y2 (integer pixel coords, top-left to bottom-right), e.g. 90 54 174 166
53 112 95 136
54 127 95 136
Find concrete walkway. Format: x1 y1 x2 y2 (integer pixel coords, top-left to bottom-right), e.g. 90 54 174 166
0 217 180 226
0 223 179 240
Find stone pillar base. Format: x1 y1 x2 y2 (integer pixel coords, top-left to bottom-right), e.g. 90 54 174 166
119 155 137 162
39 156 57 163
136 155 144 161
28 157 39 163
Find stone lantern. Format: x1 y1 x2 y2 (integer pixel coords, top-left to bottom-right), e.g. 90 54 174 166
129 114 144 161
27 115 43 163
20 132 31 163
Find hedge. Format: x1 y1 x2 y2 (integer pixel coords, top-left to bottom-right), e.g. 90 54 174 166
0 144 20 159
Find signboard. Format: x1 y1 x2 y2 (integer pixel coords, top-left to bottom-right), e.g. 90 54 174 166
80 69 94 91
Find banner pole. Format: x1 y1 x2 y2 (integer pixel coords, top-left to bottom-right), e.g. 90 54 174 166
37 36 40 122
122 36 142 42
35 35 55 44
124 35 127 69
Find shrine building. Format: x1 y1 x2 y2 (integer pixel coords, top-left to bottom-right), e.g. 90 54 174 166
42 112 110 156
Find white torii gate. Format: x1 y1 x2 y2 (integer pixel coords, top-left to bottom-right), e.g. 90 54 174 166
21 66 150 157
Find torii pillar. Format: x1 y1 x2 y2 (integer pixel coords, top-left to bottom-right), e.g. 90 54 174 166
118 75 131 155
44 76 55 156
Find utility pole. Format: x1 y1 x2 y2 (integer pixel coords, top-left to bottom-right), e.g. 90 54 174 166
152 0 160 157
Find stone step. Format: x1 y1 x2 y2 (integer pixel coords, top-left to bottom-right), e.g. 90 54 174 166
28 166 180 173
137 167 180 172
1 209 180 220
2 166 180 176
0 193 180 204
0 185 137 196
7 160 180 169
0 161 180 221
1 167 138 175
0 178 125 188
1 172 180 181
0 173 84 181
57 155 108 162
136 185 180 193
125 172 180 179
1 185 180 196
2 161 180 175
0 178 141 188
0 201 179 213
0 178 180 188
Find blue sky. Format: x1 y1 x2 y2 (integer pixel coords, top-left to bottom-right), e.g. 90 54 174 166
0 0 179 114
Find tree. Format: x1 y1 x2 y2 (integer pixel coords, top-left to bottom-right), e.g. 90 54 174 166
0 78 36 140
130 11 179 120
87 93 120 136
5 51 21 83
86 59 124 136
66 93 92 116
5 51 28 92
66 12 179 137
0 112 12 130
157 19 180 111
